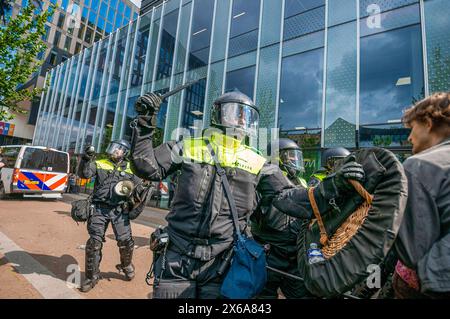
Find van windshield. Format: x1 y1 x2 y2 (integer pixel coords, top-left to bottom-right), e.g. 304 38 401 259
0 146 21 168
21 148 68 173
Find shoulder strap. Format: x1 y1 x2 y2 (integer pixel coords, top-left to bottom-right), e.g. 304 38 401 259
204 139 243 240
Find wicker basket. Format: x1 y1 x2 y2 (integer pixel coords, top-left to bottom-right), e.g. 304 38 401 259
308 180 374 259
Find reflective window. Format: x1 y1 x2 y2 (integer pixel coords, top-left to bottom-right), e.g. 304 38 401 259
360 25 424 125
115 14 123 28
279 48 324 131
359 123 411 148
187 0 214 71
91 1 99 12
78 23 85 40
106 22 113 34
89 10 97 27
284 5 325 41
64 36 72 51
285 0 325 18
118 1 125 13
424 0 450 93
57 12 65 28
100 2 108 17
82 7 88 22
85 0 91 7
107 7 115 22
228 0 261 58
181 78 207 130
61 0 68 10
125 5 131 18
97 17 105 31
156 9 179 80
84 27 93 44
53 30 61 46
225 66 256 100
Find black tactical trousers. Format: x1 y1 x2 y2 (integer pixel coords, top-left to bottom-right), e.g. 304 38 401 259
152 244 227 299
88 204 132 243
257 244 310 299
84 204 134 280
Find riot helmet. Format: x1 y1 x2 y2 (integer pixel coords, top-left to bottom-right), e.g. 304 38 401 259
106 139 131 162
211 90 259 140
321 147 350 170
268 138 305 177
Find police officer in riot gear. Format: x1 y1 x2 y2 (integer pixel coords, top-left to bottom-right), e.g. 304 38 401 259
308 147 351 187
131 89 365 299
251 138 310 298
78 139 141 292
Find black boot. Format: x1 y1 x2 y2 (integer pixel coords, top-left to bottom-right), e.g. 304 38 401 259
80 238 102 293
117 238 135 281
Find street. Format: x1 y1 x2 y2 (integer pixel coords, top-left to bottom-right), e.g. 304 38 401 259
0 195 169 299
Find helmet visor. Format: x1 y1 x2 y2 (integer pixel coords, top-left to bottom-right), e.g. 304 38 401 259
280 149 305 173
212 102 259 136
106 142 129 160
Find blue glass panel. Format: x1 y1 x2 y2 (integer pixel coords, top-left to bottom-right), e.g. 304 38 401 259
255 45 280 131
225 65 256 100
360 0 418 18
125 5 131 18
105 22 113 33
260 0 283 47
424 0 450 93
156 8 179 80
283 30 324 57
188 0 214 70
107 7 115 22
285 0 325 19
91 1 99 12
284 6 325 41
360 3 420 37
210 0 231 63
100 2 108 17
360 26 424 125
228 0 261 58
279 48 324 130
97 17 105 30
61 0 68 10
110 0 118 10
324 22 357 148
118 1 125 13
328 0 356 27
89 11 97 25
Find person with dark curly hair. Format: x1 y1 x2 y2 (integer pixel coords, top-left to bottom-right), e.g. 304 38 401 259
393 92 450 299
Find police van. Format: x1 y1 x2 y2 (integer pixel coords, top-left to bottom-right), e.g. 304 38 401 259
0 145 69 199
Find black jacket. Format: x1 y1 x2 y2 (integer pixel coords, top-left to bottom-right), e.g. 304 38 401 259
130 119 312 260
78 156 141 207
251 175 307 253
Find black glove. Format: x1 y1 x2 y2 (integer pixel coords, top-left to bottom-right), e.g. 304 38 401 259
332 155 365 191
135 93 162 116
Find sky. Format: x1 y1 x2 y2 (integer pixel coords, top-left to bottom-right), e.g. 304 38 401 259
129 0 142 8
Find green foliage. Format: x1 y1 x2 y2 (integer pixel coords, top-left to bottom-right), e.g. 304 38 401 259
0 2 54 121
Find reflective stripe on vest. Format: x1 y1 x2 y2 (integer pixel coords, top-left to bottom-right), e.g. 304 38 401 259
182 133 266 175
95 159 133 174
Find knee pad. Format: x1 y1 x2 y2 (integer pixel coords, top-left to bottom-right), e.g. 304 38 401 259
118 237 134 249
86 238 103 251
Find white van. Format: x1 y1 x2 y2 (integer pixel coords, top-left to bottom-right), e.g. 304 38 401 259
0 145 69 199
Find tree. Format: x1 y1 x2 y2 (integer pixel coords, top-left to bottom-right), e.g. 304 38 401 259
0 2 53 121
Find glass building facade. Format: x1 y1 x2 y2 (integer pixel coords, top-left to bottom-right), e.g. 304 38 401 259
33 0 450 177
